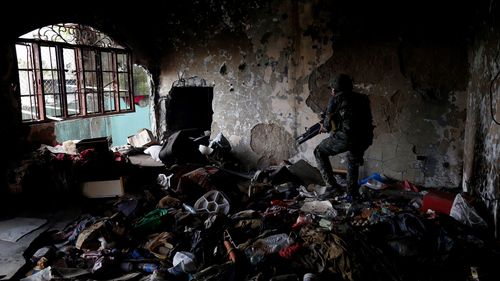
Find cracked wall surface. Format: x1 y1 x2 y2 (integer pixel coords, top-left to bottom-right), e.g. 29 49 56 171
158 0 306 168
250 123 297 167
0 0 481 192
154 0 468 187
306 39 467 186
464 23 500 234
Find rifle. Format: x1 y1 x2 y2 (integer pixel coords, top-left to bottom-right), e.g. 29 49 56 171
296 112 332 145
296 122 321 145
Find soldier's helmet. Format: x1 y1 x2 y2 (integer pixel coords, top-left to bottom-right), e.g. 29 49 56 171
328 74 353 92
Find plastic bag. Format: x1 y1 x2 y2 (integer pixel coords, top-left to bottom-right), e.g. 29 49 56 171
450 194 487 228
172 251 197 273
246 233 293 264
134 208 169 232
208 133 231 153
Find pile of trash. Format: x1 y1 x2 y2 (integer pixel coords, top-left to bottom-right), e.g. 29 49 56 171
15 134 500 281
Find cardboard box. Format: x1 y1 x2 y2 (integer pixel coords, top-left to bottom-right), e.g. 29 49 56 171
81 178 124 198
127 129 157 148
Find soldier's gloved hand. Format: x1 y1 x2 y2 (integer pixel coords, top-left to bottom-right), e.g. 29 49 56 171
319 123 326 133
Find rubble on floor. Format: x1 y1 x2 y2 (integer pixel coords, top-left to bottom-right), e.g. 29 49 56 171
5 134 500 281
11 166 499 281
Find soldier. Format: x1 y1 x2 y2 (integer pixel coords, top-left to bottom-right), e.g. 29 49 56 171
314 74 374 199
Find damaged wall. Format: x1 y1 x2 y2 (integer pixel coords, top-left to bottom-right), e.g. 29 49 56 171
156 0 468 187
0 0 480 191
464 21 500 234
308 39 468 187
158 0 309 168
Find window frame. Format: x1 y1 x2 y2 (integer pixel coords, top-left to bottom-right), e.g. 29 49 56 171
15 38 134 124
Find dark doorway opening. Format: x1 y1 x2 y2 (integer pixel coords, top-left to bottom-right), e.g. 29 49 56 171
165 86 214 133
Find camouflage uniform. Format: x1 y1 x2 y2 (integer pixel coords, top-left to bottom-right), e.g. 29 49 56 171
314 75 373 196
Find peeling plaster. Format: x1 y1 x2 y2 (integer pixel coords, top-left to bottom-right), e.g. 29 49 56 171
4 1 496 219
250 123 297 167
463 25 500 235
305 39 466 185
155 0 468 186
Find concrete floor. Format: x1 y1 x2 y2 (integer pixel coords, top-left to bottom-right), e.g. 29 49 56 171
0 204 81 280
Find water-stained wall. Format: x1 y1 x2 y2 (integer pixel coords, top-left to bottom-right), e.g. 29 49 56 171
0 0 478 191
310 39 468 187
464 22 500 234
158 0 314 168
156 0 468 187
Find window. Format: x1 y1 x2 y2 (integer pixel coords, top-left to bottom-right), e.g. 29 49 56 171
15 23 134 122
